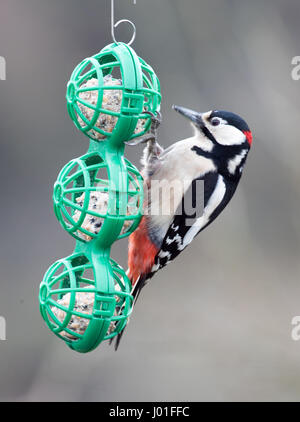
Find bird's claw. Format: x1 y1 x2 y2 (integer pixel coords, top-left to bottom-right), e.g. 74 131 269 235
125 134 154 146
144 110 162 130
125 111 162 146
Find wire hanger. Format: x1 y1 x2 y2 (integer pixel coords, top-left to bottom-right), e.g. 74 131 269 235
111 0 137 46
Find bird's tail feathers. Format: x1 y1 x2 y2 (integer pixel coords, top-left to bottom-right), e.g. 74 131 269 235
109 273 147 351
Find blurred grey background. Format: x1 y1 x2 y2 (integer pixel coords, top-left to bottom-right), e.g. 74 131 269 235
1 0 300 402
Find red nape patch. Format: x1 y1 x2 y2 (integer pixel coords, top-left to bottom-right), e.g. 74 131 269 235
244 130 253 146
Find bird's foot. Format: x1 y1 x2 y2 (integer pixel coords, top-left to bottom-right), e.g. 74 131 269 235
125 111 162 146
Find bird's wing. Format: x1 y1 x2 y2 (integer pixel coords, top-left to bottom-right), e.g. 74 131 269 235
151 171 237 273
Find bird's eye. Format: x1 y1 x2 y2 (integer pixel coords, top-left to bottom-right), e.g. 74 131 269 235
211 118 221 126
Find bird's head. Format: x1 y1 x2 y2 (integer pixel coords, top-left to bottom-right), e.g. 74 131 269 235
173 105 252 149
173 105 252 178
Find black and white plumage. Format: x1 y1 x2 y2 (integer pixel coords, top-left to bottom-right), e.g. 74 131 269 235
153 108 252 272
113 106 252 349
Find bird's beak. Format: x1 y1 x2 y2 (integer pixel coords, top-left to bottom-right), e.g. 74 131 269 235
172 105 204 128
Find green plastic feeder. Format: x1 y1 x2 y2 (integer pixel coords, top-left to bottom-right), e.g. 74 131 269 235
39 253 133 353
66 42 161 145
39 42 161 353
53 151 143 244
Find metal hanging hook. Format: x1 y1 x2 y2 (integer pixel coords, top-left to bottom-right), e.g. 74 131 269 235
111 0 137 46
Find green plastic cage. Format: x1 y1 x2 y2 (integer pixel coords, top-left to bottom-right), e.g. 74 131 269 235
39 41 161 353
66 42 161 145
39 253 133 353
53 151 144 244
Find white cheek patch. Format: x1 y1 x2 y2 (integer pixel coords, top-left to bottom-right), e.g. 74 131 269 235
227 150 248 174
192 127 214 152
212 125 246 146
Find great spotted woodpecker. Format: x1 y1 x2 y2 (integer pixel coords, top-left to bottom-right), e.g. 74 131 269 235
114 106 252 349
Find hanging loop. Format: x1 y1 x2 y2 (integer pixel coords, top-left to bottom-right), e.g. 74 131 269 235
111 0 137 46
